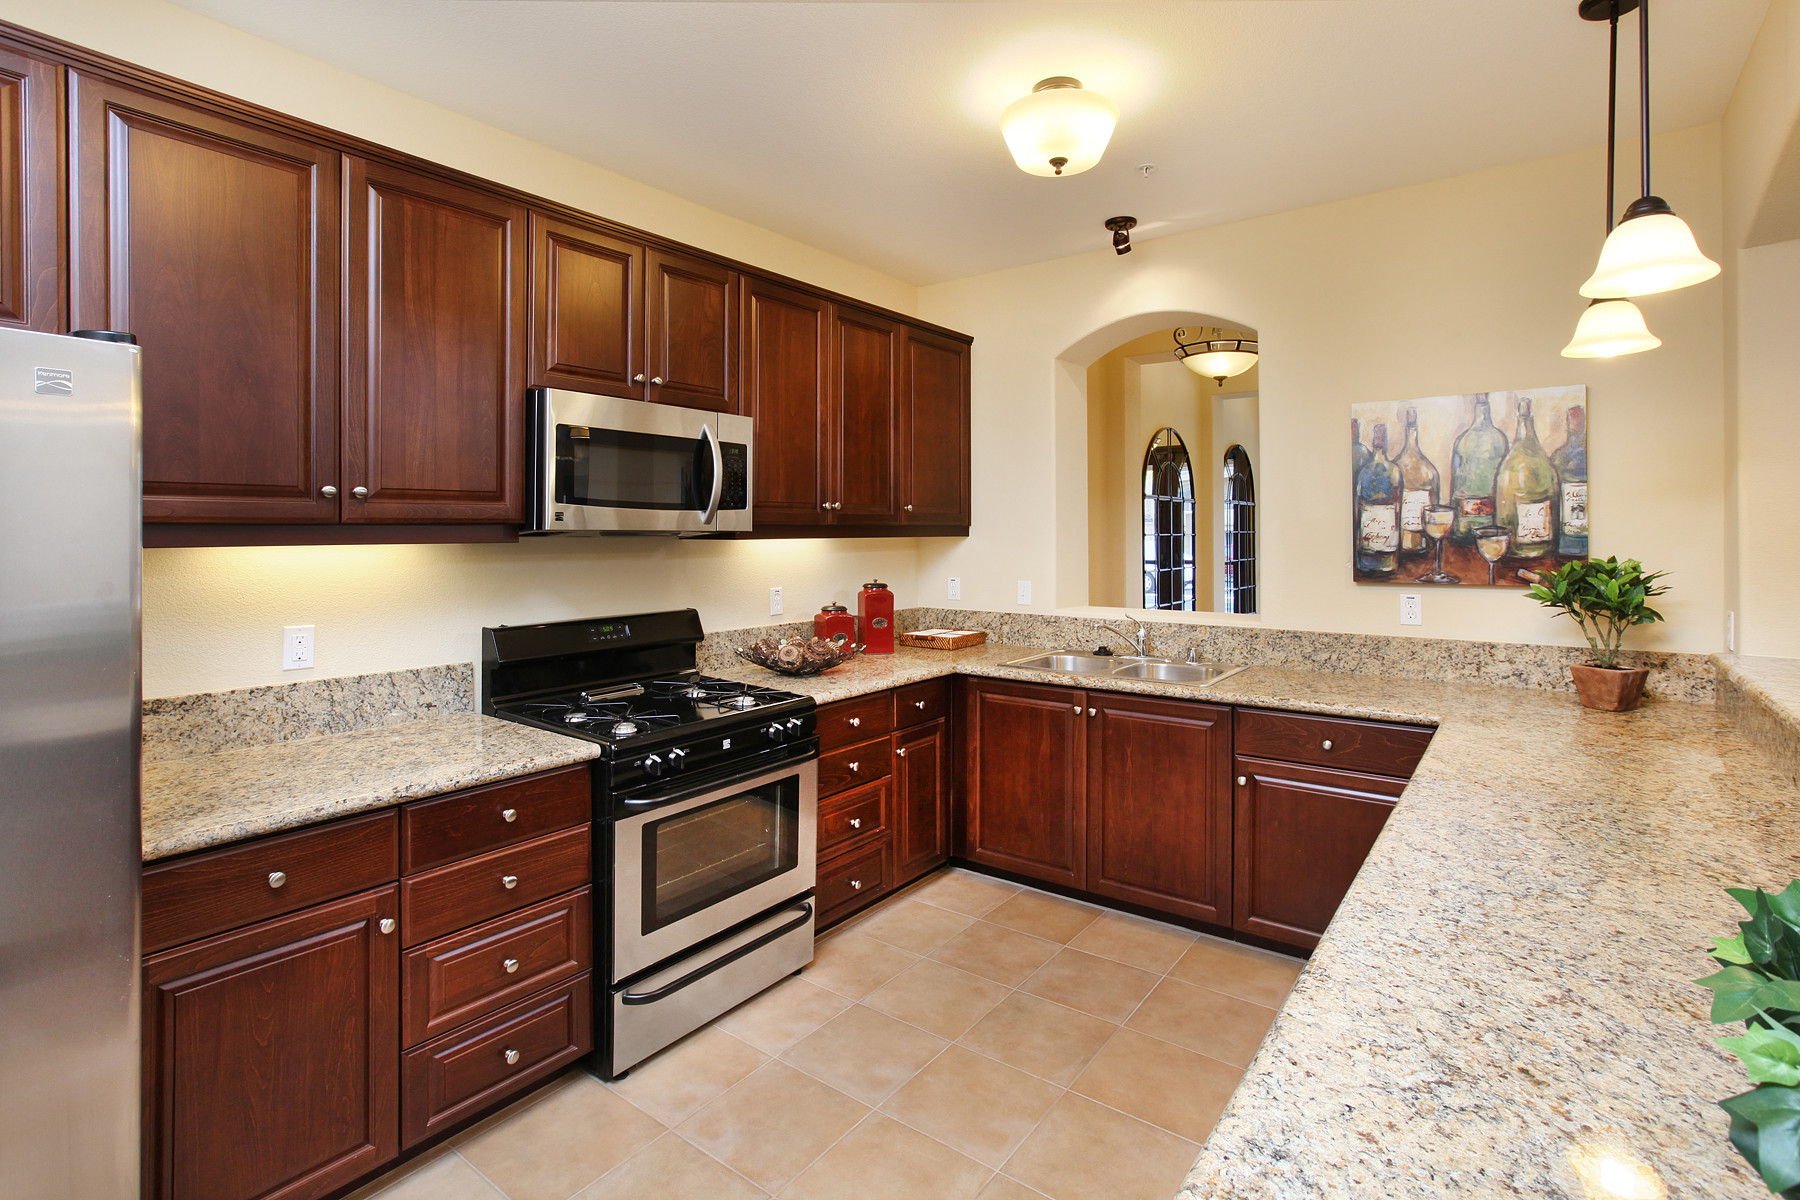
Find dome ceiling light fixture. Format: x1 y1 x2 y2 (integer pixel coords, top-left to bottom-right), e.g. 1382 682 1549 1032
1576 0 1719 300
1563 0 1661 358
1173 327 1258 385
1000 76 1118 177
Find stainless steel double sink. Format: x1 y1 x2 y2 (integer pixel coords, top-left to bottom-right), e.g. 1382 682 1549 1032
1002 651 1247 688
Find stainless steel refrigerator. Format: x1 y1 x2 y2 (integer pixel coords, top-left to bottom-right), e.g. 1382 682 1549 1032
0 327 142 1199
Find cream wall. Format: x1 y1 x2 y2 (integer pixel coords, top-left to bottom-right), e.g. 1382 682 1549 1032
917 125 1727 655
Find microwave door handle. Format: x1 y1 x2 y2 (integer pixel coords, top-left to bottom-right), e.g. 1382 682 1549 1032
698 423 724 525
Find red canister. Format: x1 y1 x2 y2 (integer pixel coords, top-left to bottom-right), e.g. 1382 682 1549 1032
813 602 855 646
857 580 895 654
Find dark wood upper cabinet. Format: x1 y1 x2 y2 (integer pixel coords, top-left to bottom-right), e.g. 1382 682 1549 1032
70 73 342 523
959 678 1086 888
142 886 399 1200
0 43 59 333
831 305 901 525
647 248 734 413
900 327 971 527
528 213 643 400
740 274 831 526
343 158 526 523
893 717 950 884
1086 694 1232 925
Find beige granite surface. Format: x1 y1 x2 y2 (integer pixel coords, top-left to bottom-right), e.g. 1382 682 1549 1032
1716 653 1800 788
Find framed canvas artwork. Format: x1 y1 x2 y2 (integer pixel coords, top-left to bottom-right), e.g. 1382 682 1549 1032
1351 386 1588 586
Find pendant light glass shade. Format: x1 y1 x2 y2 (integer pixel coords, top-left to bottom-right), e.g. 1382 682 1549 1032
1001 77 1118 177
1172 328 1258 384
1560 297 1662 358
1578 204 1721 298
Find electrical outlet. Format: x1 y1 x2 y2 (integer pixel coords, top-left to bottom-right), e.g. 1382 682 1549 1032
1016 580 1032 606
947 576 962 602
1399 593 1423 626
769 587 783 616
282 625 315 671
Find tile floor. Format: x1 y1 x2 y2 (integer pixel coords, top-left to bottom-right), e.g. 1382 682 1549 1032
349 868 1304 1200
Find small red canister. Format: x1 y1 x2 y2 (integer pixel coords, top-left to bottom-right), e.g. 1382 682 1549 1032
857 580 895 654
813 602 855 646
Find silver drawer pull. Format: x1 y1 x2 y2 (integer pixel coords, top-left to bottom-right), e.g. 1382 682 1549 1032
1322 739 1334 751
632 373 645 383
1237 776 1248 787
503 958 520 974
267 871 287 889
896 747 908 758
379 918 396 935
914 700 926 709
849 879 863 890
848 761 860 772
848 717 861 727
503 1048 520 1066
849 817 862 829
651 376 665 386
501 807 518 823
502 875 519 890
351 486 369 499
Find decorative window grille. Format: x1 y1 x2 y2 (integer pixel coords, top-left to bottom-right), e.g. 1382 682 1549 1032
1142 428 1196 611
1222 444 1257 614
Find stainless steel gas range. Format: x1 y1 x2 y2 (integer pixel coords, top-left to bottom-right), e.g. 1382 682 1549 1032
482 610 817 1077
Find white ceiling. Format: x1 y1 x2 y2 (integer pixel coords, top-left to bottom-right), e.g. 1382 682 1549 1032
170 0 1769 284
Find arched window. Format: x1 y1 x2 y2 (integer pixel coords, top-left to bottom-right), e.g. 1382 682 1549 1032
1142 428 1196 611
1222 445 1257 614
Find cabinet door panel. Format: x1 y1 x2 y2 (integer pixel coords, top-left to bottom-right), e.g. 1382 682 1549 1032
893 718 949 884
960 679 1085 887
529 213 642 399
71 74 340 523
899 328 970 526
740 275 830 526
0 44 59 332
344 159 525 522
1086 695 1231 925
1232 756 1404 950
142 887 398 1200
647 249 733 412
832 306 899 523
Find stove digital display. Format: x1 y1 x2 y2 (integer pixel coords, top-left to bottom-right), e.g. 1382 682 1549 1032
586 622 630 642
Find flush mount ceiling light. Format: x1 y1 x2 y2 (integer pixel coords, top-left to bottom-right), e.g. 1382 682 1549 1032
1000 76 1118 177
1173 327 1258 385
1576 0 1719 299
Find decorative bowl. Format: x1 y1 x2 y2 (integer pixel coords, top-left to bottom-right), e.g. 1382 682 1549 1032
735 636 862 677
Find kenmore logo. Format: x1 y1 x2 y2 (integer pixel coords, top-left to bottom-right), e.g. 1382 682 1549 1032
33 368 73 396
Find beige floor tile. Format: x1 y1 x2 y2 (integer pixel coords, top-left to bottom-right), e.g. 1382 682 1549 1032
717 975 854 1054
444 1069 581 1149
1126 977 1278 1069
982 891 1101 944
459 1072 663 1200
855 898 978 954
1071 1028 1242 1143
1002 1093 1200 1200
781 1003 949 1104
1167 937 1304 1008
804 930 921 999
677 1062 869 1193
864 959 1011 1039
880 1045 1064 1168
931 921 1061 987
978 1177 1054 1200
910 868 1022 917
779 1113 993 1200
1020 948 1160 1023
573 1133 767 1200
1067 911 1198 974
606 1024 769 1125
352 1149 500 1200
957 992 1116 1087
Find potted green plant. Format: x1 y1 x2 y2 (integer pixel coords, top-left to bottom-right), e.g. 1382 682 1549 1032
1523 556 1669 711
1695 882 1800 1197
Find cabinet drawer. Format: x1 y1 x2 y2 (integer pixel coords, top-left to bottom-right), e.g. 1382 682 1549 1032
401 826 590 947
894 678 951 728
817 838 890 927
400 973 592 1149
402 766 590 874
818 778 888 857
817 692 894 749
819 735 893 797
142 810 398 954
403 886 591 1047
1233 708 1433 779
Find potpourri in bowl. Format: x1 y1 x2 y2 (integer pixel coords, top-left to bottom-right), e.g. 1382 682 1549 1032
734 636 862 676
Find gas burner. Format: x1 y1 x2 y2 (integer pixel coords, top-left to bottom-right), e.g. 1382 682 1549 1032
610 720 641 738
562 710 594 725
723 694 760 710
681 684 707 699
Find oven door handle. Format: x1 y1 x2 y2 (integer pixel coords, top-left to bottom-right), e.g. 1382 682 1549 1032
619 752 817 814
619 902 814 1006
697 423 724 525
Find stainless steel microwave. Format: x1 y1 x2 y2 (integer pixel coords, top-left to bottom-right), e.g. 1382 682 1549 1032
526 388 753 535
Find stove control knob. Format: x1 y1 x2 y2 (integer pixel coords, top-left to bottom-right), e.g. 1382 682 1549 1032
785 717 806 733
667 748 688 770
765 722 787 743
642 753 665 777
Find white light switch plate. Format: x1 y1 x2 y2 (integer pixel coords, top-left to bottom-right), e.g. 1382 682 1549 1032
282 625 315 671
1399 593 1423 626
947 576 962 602
769 587 783 616
1016 580 1032 606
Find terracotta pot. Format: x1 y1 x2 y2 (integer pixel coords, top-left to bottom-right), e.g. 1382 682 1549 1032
1569 664 1650 712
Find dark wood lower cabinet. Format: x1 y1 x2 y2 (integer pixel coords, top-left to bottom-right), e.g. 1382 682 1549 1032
142 887 399 1200
893 717 950 881
958 678 1087 888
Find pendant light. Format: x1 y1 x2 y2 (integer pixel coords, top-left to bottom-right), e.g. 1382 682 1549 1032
1000 77 1118 177
1577 0 1719 299
1563 2 1660 359
1173 327 1258 384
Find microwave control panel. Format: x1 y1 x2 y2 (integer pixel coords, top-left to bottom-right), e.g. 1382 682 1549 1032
720 443 749 511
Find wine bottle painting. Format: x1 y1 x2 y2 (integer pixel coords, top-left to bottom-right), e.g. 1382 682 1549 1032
1351 387 1588 587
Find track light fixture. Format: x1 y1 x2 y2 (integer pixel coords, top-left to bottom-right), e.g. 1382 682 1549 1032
1106 216 1137 255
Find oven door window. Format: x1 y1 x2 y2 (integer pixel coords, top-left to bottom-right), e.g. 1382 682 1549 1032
556 424 714 512
641 777 799 934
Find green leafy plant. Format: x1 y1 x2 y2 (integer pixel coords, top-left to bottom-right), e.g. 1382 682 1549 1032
1696 882 1800 1195
1524 556 1669 669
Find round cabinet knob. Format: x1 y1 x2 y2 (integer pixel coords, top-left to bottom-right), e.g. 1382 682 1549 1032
1088 708 1096 717
849 879 863 890
1322 740 1334 751
1237 776 1248 787
501 807 518 823
267 871 287 889
379 918 397 934
847 761 860 772
651 376 665 386
848 817 862 829
501 874 519 890
503 958 520 974
848 717 861 727
320 485 339 498
503 1048 521 1066
904 504 914 512
896 747 908 758
1072 705 1081 714
352 486 369 499
914 700 926 710
632 373 645 383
